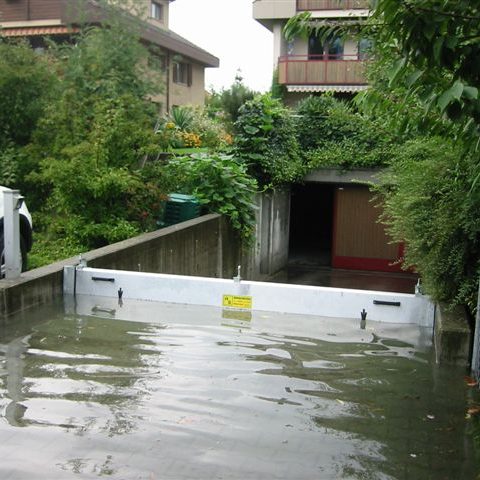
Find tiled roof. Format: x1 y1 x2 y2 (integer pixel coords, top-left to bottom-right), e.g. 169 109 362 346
1 0 219 68
79 0 219 68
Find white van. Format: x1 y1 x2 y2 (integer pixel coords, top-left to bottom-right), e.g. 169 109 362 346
0 186 33 277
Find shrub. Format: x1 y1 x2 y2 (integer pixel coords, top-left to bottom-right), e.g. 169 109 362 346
168 153 258 241
233 93 304 187
156 105 229 151
375 137 480 313
295 95 399 170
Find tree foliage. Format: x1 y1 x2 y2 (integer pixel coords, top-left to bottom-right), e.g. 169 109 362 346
0 40 57 149
375 137 480 312
233 93 304 187
206 73 256 129
294 95 397 169
0 8 263 267
369 0 480 137
285 1 480 152
0 40 58 187
21 17 166 255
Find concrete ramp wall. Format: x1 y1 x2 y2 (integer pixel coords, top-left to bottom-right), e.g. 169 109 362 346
0 214 240 320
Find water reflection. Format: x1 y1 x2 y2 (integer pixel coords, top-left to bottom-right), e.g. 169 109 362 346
0 298 478 479
240 332 476 479
0 309 164 437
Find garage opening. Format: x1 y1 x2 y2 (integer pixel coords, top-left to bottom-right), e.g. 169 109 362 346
288 183 334 266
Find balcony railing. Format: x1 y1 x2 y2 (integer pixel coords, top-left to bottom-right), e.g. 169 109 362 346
278 54 367 86
297 0 370 10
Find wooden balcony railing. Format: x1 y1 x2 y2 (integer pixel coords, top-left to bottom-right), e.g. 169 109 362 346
297 0 370 10
278 54 367 86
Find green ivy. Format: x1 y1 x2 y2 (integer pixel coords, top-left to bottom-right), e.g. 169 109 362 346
233 93 304 187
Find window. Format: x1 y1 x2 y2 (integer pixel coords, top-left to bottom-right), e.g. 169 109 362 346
308 33 344 60
173 61 192 86
150 1 163 21
358 38 373 60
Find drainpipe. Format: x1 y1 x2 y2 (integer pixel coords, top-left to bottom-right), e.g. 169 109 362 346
3 189 24 279
471 280 480 377
166 51 171 112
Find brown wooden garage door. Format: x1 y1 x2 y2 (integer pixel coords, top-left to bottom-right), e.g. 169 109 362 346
332 186 404 272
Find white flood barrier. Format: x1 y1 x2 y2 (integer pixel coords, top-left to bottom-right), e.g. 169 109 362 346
64 266 435 327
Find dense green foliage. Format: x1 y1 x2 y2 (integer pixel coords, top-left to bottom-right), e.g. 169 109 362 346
167 154 258 241
0 18 256 267
365 0 480 311
0 40 57 150
367 1 480 146
295 95 397 170
0 40 57 187
233 94 304 187
24 22 163 253
375 138 480 311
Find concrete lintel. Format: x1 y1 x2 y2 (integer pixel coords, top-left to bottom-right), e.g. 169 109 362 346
303 168 382 185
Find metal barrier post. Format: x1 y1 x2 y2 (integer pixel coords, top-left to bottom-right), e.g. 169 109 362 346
3 189 23 279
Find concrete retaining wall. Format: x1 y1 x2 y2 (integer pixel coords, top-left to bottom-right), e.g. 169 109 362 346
0 214 242 321
245 189 291 281
434 303 472 365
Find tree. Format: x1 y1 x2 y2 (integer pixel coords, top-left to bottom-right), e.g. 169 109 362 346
206 72 256 129
0 40 57 149
0 40 58 186
26 17 165 251
285 1 480 152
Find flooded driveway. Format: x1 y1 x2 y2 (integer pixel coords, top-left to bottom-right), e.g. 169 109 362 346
0 298 478 479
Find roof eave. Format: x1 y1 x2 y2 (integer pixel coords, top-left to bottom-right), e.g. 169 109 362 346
61 0 219 68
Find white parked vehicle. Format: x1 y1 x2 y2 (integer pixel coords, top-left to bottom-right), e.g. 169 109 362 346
0 186 33 278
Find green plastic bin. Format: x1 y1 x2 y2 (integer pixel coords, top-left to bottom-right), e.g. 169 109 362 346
159 193 201 227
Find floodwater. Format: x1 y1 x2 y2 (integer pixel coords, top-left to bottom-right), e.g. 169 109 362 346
0 296 479 480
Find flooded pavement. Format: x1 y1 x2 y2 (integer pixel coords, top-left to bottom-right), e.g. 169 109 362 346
268 265 419 294
0 297 479 479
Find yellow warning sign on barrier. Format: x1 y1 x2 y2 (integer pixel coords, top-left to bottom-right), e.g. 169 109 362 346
222 294 252 310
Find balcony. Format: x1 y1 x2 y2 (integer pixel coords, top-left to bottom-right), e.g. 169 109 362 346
278 54 367 87
296 0 370 10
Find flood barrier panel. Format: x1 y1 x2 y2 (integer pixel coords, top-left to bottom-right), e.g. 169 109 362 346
65 266 435 327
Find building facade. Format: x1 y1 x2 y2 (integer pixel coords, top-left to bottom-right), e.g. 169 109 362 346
0 0 219 112
253 0 369 105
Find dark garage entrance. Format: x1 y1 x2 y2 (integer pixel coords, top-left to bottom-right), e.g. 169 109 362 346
288 183 334 266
